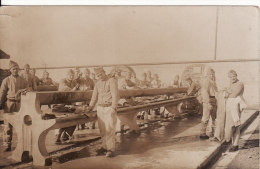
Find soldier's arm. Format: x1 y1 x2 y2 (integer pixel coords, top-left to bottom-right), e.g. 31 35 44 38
89 84 98 110
0 79 9 109
200 81 210 103
110 78 119 110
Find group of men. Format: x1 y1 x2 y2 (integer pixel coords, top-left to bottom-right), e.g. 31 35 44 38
0 60 246 158
198 67 246 152
56 67 96 143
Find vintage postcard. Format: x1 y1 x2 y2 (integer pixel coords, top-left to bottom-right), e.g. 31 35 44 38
0 5 259 169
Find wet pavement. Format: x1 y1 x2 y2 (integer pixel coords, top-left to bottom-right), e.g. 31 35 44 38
0 110 258 169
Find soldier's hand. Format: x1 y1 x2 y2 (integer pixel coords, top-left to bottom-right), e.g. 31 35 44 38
21 89 27 95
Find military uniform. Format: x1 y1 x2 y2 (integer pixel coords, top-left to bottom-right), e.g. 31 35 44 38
151 79 161 88
40 77 55 86
89 68 119 153
200 73 218 138
0 61 27 150
32 75 41 86
21 71 36 91
80 77 94 91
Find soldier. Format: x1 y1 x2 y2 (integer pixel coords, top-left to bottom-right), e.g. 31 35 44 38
80 68 94 91
138 72 150 89
74 67 83 86
85 67 119 157
224 70 246 152
40 71 56 86
200 68 218 139
172 75 180 88
151 74 161 88
146 70 153 83
118 71 136 90
56 69 78 144
30 68 41 86
0 61 28 151
21 64 37 91
186 77 201 96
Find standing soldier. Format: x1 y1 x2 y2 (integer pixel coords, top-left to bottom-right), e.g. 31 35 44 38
0 61 28 151
85 67 119 157
30 68 41 86
224 70 246 151
200 68 218 139
21 64 37 91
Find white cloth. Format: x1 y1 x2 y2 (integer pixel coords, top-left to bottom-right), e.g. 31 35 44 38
226 97 247 126
214 91 226 141
97 106 117 151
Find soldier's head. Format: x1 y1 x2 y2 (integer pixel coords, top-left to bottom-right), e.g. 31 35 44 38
24 64 30 73
94 67 106 80
174 75 179 81
141 72 147 81
228 70 238 84
31 68 36 75
9 60 19 76
66 69 74 81
84 68 91 78
43 71 49 79
125 71 132 80
208 69 215 81
74 67 82 79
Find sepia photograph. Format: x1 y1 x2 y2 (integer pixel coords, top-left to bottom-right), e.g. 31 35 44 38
0 5 259 169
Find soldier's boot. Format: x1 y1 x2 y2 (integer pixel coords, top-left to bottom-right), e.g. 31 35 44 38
200 122 209 139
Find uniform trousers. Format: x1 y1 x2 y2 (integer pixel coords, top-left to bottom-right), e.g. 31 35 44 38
97 106 117 151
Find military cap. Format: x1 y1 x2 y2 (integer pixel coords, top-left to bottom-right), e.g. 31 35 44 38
67 69 74 75
9 60 19 69
94 67 105 75
228 70 237 76
24 64 30 69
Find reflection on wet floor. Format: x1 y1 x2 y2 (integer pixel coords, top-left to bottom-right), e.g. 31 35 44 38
52 115 201 164
116 116 201 155
0 114 201 167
